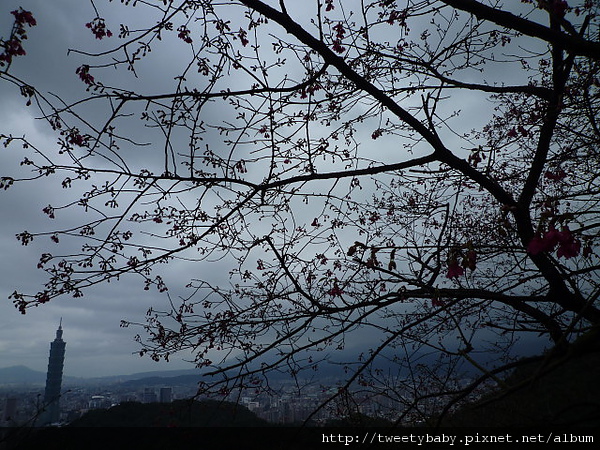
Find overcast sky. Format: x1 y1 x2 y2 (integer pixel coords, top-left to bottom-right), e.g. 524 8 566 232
0 0 556 380
0 0 344 379
0 0 207 378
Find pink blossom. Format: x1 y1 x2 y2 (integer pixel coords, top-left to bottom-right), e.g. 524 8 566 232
556 226 581 259
528 226 582 259
237 28 249 47
1 9 36 67
543 227 561 250
557 238 581 259
333 23 345 39
431 297 445 307
388 10 408 26
177 26 193 44
327 284 344 297
76 65 95 86
463 250 477 271
527 235 546 255
446 261 464 279
85 18 112 40
332 40 345 54
11 9 36 27
544 169 567 181
517 125 529 137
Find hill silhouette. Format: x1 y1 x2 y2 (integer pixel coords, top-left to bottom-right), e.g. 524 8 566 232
442 343 600 427
69 399 268 427
7 400 322 450
0 365 47 385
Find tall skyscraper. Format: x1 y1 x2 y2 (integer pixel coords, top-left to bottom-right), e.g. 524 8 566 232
41 320 66 425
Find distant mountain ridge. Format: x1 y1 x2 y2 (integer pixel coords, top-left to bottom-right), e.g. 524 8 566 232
0 365 203 386
88 368 202 382
0 339 543 387
0 365 48 384
0 363 371 387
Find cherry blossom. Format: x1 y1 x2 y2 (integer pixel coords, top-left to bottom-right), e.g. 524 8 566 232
528 226 583 259
544 169 567 181
85 18 112 40
0 8 36 66
327 283 344 297
446 260 464 279
76 65 95 86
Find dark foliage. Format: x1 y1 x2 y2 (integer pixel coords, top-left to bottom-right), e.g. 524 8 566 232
69 399 268 427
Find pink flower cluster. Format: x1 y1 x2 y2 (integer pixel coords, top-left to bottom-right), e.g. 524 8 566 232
177 25 192 44
0 8 36 66
446 250 477 279
61 128 89 148
446 261 464 279
431 297 445 307
76 65 94 86
332 23 346 54
372 129 383 140
11 8 36 27
544 169 567 181
527 226 582 259
85 17 112 40
387 9 408 26
237 28 249 47
507 125 528 138
327 283 344 297
67 130 89 147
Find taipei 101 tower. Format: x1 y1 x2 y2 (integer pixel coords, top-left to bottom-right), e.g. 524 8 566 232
41 320 66 425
